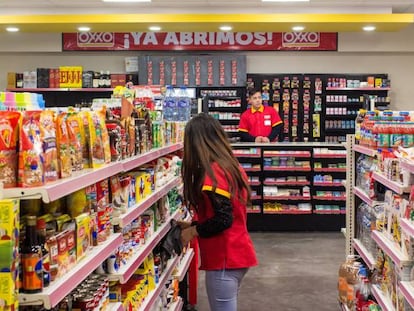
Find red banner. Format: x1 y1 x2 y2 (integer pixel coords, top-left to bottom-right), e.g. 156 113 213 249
62 32 337 51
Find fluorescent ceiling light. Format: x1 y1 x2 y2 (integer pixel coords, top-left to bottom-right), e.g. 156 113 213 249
6 27 19 32
363 25 376 32
149 26 161 31
220 25 233 31
292 26 305 31
102 0 151 2
78 26 91 32
262 0 310 2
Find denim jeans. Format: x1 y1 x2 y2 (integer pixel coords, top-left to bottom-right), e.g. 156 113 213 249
205 268 248 311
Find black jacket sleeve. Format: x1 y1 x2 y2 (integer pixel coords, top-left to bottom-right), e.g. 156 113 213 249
195 192 233 238
239 131 256 142
268 123 283 141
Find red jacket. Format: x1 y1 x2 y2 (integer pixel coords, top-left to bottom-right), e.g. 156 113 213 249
196 163 258 270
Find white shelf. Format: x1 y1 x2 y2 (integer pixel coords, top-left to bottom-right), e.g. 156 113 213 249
168 297 184 311
173 248 195 282
0 143 183 203
399 281 414 309
19 233 123 309
108 210 180 284
353 144 377 157
401 159 414 174
371 230 411 267
372 172 411 195
108 302 124 311
400 218 414 238
326 87 391 91
353 187 375 206
353 238 375 270
139 255 181 311
120 177 181 227
339 302 350 311
371 285 395 311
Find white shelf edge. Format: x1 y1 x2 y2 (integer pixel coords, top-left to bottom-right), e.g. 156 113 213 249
371 285 395 311
108 302 124 311
353 187 374 206
371 230 411 267
401 159 414 175
173 248 195 282
168 297 184 311
108 210 180 284
353 238 375 270
19 233 123 309
353 144 377 157
0 143 183 203
120 177 181 227
400 218 414 238
372 172 410 195
140 255 181 311
399 281 414 309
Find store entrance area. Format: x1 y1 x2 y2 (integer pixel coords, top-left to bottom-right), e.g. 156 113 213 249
196 232 344 311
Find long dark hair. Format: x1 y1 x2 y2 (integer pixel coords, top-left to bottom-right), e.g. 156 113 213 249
181 113 251 207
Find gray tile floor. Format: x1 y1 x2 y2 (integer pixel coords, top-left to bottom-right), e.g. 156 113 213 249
195 232 345 311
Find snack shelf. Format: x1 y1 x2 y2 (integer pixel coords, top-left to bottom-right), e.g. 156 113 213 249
120 177 181 227
6 87 115 92
313 196 346 201
263 181 310 186
371 230 411 267
263 210 312 215
353 187 376 206
263 196 311 201
353 238 375 270
401 159 414 174
399 281 414 309
264 166 311 172
314 168 346 173
109 302 124 311
313 182 345 187
353 144 377 157
19 233 123 309
249 181 261 186
173 248 195 282
400 218 414 238
326 87 391 91
242 167 261 172
372 172 411 195
371 285 395 311
108 210 180 284
0 143 183 203
313 209 344 215
233 151 261 158
251 195 262 200
313 154 346 159
263 151 311 157
139 255 181 311
247 209 261 214
168 297 184 311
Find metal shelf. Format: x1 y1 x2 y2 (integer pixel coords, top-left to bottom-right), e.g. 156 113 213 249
313 182 345 187
263 210 312 215
353 238 375 270
353 144 377 157
401 159 414 174
371 285 395 311
313 154 346 158
399 281 414 309
372 172 411 195
247 209 261 214
173 248 195 282
6 87 114 92
400 218 414 238
326 87 391 91
263 151 311 157
108 302 124 311
264 166 311 171
263 181 310 186
353 187 376 206
234 153 261 158
371 230 411 267
313 210 344 215
168 297 184 311
249 181 261 186
263 196 311 201
243 167 261 172
314 168 346 173
120 177 181 227
313 196 346 201
0 143 183 203
19 233 123 309
108 210 180 284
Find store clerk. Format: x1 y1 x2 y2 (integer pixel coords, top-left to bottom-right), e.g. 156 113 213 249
238 88 283 143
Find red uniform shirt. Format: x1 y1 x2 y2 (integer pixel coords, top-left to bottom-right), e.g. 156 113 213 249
238 105 282 138
196 162 258 270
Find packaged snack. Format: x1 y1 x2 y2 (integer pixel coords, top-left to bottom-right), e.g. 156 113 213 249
18 110 44 187
78 111 91 168
66 111 84 171
0 111 20 188
56 113 72 179
88 109 111 168
40 110 58 183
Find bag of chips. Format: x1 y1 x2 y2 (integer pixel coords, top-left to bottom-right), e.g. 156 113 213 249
0 111 20 188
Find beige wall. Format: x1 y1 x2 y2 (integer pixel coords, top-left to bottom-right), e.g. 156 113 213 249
1 27 414 110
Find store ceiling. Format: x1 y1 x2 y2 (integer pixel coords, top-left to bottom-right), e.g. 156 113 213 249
0 0 413 33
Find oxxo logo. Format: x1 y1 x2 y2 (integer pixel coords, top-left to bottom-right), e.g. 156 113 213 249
77 32 115 47
282 32 320 47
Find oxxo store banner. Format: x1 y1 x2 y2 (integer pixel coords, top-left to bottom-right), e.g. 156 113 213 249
62 32 337 51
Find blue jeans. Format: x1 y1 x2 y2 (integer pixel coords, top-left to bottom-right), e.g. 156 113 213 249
205 268 248 311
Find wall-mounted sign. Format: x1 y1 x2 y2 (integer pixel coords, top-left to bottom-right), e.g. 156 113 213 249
62 32 337 51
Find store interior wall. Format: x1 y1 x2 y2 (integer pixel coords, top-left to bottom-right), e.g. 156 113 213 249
1 26 414 111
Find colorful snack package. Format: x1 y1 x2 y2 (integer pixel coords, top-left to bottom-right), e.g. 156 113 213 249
40 110 58 183
66 111 84 172
56 113 72 179
88 108 111 168
18 111 44 187
78 110 91 169
0 111 20 188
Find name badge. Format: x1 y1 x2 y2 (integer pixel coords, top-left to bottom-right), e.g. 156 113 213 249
264 120 271 126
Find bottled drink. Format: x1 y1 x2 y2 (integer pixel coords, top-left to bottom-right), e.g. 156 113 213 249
93 72 100 88
163 86 176 121
177 86 191 121
98 70 105 88
21 216 43 293
37 218 50 287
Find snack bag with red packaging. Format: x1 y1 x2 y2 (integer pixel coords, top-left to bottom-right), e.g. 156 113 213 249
0 111 20 188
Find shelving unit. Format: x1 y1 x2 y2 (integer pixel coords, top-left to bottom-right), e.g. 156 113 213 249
108 302 124 311
372 172 411 195
399 281 414 309
352 238 375 270
372 230 411 267
353 187 375 206
173 249 195 282
371 285 396 311
168 298 184 311
401 159 414 174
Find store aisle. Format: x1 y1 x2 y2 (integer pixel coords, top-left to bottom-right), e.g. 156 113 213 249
195 232 345 311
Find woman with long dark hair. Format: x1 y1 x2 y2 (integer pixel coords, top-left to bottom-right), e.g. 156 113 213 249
179 113 258 311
